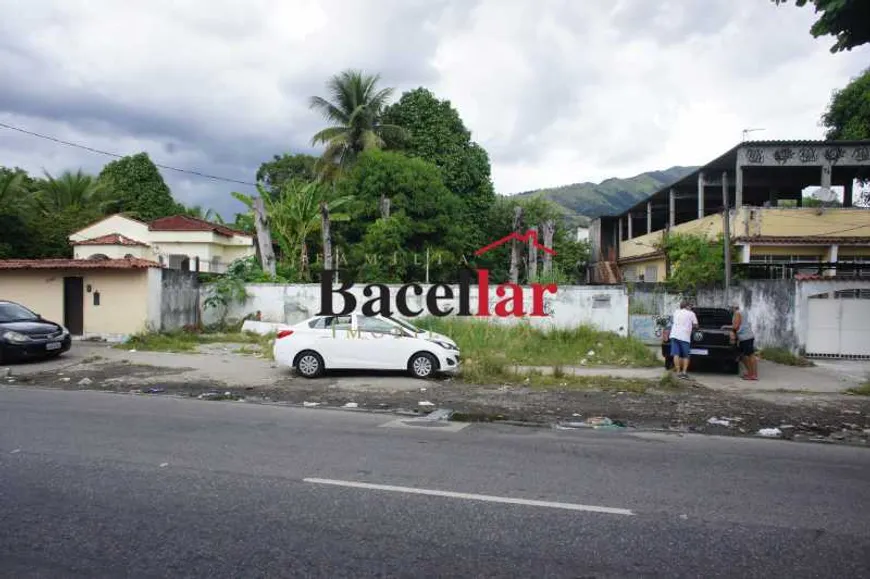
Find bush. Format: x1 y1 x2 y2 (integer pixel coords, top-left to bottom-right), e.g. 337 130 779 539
758 347 815 367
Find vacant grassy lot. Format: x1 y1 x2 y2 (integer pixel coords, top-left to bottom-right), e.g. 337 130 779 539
119 330 274 358
413 316 659 369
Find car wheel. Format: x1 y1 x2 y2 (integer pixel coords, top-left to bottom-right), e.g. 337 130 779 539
409 352 438 379
727 361 741 375
295 350 324 379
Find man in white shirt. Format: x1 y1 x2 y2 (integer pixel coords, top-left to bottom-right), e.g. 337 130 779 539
670 300 699 378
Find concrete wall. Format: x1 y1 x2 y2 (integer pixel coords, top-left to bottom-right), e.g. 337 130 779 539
629 280 799 351
159 269 200 330
200 283 632 336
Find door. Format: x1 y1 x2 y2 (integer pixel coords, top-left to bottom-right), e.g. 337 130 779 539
63 276 84 335
354 315 407 369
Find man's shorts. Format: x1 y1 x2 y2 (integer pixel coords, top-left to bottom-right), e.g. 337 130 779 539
670 338 690 358
739 338 755 356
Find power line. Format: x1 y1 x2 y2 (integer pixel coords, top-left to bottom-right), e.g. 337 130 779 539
0 121 257 187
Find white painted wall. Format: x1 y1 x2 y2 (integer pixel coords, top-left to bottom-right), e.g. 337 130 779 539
201 283 631 335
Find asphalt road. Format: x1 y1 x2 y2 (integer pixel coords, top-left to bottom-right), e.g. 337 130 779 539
1 388 869 578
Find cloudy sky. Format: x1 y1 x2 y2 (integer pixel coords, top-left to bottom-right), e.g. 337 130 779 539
1 0 868 218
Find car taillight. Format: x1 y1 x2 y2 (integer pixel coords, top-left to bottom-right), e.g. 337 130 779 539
276 330 294 339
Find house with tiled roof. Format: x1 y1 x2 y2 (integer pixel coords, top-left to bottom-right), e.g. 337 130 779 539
68 214 255 273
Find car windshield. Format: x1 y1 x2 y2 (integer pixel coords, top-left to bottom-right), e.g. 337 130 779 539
0 302 39 323
387 316 425 334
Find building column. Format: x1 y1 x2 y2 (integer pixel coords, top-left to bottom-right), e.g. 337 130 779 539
735 166 743 208
618 217 623 242
669 188 676 227
627 212 633 239
821 164 832 194
826 244 839 277
646 202 652 234
844 179 854 207
697 172 705 218
741 244 751 263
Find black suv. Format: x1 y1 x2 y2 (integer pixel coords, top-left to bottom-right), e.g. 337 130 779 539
657 307 741 374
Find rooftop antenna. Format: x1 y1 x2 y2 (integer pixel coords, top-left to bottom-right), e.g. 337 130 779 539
742 128 765 142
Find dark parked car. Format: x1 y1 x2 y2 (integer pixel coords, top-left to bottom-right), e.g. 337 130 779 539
0 300 71 364
657 307 741 374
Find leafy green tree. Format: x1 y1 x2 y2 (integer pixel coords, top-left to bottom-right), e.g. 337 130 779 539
336 149 467 283
98 152 180 221
773 0 869 53
309 70 408 177
256 153 318 195
657 233 738 292
382 87 497 251
822 66 870 140
34 169 114 215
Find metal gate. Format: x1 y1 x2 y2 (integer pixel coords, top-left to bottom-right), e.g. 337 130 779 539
805 292 870 358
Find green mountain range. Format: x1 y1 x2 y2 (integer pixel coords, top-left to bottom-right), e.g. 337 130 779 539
512 166 697 223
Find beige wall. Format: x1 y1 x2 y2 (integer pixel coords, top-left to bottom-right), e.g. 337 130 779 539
749 246 828 257
620 257 667 283
836 247 870 257
73 244 150 260
0 269 151 335
747 208 870 238
70 215 150 243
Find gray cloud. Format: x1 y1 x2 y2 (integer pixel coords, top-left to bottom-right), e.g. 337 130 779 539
1 0 868 214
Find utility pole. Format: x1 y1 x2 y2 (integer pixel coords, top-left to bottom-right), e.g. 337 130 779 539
722 171 731 291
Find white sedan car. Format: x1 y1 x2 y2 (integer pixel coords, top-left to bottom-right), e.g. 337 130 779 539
272 313 461 379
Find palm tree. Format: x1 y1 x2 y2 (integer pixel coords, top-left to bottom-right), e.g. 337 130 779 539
184 204 225 224
34 169 114 215
309 69 408 177
0 171 25 206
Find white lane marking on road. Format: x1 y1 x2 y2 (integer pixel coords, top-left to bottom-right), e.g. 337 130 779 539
10 449 21 454
159 462 169 468
303 478 635 516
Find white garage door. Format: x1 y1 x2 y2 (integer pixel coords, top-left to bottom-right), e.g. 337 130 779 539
805 292 870 358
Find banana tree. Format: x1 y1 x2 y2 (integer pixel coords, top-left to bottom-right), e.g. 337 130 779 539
265 180 352 278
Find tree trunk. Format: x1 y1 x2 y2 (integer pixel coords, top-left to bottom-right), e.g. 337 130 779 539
510 206 523 284
252 196 276 277
320 200 332 271
379 194 391 218
528 225 538 282
300 241 309 279
542 220 555 275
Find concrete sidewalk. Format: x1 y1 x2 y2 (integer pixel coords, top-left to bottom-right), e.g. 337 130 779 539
5 342 867 396
517 359 869 394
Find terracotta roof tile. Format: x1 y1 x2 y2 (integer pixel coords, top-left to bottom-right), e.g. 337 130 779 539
0 258 160 270
71 233 149 247
149 215 250 237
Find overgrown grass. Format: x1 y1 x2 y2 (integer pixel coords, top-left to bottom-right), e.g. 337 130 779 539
758 347 815 367
119 329 275 359
413 317 658 368
456 357 661 392
845 382 870 396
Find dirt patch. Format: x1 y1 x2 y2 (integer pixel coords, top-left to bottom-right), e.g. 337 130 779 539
6 357 870 446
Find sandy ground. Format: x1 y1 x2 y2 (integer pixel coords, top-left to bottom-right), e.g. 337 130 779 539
4 341 870 445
